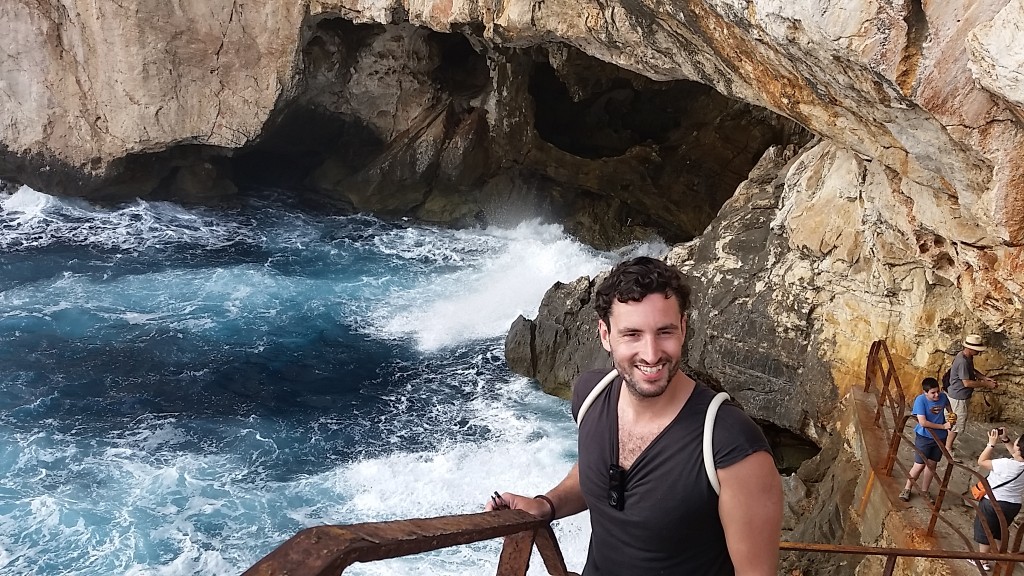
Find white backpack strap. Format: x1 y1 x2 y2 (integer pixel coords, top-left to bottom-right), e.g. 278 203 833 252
703 391 731 495
576 369 618 426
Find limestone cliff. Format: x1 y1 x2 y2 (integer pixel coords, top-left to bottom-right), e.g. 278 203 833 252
4 1 1024 431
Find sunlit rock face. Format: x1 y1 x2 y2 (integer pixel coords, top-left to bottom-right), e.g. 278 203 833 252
482 0 1024 345
759 139 1024 425
4 1 1024 423
0 1 308 198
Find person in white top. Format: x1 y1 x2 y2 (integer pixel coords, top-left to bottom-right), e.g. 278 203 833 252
974 428 1024 571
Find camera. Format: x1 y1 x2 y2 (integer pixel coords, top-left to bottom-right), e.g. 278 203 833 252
608 464 626 510
608 490 621 508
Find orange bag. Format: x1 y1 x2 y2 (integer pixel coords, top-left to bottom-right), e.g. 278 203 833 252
970 480 986 500
970 467 1024 500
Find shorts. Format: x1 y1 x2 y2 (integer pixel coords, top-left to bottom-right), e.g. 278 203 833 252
974 497 1021 544
914 434 943 464
949 397 968 434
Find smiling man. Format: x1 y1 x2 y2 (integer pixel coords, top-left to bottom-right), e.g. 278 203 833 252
488 256 782 575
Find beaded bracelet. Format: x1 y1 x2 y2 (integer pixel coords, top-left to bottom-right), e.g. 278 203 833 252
534 494 556 523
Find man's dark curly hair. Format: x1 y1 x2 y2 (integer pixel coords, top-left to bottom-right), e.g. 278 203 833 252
594 256 691 326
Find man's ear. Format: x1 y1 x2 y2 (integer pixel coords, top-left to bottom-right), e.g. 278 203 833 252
598 319 612 352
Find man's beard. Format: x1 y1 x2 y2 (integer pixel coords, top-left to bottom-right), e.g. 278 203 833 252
615 356 682 399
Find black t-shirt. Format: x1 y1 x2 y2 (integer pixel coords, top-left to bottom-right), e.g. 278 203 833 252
572 369 772 575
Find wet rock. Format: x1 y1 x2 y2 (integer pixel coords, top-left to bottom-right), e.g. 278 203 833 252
504 276 608 399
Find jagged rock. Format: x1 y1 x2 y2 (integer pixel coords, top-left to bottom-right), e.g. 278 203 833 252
504 276 608 398
779 427 863 576
796 432 842 486
504 145 832 434
1 1 803 252
669 144 829 434
781 474 810 532
507 139 1024 434
761 139 1024 423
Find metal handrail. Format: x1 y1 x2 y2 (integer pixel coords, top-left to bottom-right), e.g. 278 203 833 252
240 510 1024 576
242 509 570 576
780 541 1024 575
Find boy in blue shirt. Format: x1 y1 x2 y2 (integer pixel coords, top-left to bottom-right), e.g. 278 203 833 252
899 377 954 502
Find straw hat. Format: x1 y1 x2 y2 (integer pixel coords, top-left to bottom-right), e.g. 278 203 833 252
963 334 987 352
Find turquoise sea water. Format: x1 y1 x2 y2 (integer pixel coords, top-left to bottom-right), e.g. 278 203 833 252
0 186 666 575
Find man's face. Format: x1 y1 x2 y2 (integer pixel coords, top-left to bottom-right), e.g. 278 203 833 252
598 293 685 399
925 387 941 401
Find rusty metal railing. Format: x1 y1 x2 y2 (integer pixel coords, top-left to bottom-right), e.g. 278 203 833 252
242 509 572 576
865 339 907 435
863 339 1024 575
780 541 1024 575
241 511 1024 576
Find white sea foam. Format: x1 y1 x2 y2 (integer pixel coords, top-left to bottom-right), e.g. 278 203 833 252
0 186 262 252
370 221 502 266
4 424 586 576
333 439 592 576
370 220 604 351
358 218 671 351
0 367 591 575
1 185 61 223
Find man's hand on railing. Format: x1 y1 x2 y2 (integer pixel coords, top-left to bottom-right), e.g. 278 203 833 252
485 491 554 522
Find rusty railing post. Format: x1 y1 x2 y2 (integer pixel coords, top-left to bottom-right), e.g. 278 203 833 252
497 530 536 576
534 525 571 575
881 553 896 576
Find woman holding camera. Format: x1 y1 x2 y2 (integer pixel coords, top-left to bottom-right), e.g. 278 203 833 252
974 428 1024 570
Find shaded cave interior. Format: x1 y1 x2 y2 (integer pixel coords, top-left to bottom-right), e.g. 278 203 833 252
223 18 810 247
762 421 821 474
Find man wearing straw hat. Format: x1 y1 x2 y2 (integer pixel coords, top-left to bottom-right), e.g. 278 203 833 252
944 334 998 462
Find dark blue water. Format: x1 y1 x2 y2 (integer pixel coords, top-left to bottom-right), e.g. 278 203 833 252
0 187 666 575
